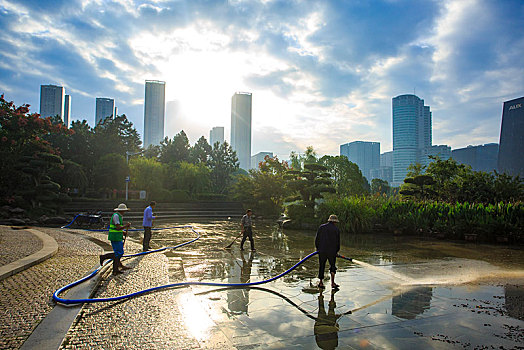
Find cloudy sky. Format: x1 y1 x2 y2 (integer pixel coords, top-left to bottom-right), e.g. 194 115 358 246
1 0 523 159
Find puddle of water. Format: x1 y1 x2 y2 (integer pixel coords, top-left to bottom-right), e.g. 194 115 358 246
141 220 524 349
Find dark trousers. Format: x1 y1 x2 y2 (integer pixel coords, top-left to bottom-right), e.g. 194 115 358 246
100 252 120 274
318 253 337 280
143 226 152 250
240 226 255 250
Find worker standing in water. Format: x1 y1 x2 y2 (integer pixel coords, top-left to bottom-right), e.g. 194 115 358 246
240 209 255 251
315 214 341 290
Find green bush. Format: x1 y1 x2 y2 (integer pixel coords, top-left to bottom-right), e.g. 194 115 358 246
171 189 190 202
195 193 227 201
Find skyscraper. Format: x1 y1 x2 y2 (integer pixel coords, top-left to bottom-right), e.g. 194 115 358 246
498 96 524 177
144 80 166 147
210 126 225 147
64 94 71 128
95 98 115 125
340 141 380 180
231 92 252 170
392 94 432 186
40 85 65 120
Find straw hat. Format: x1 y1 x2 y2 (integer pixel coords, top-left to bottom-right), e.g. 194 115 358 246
114 203 129 211
328 214 339 222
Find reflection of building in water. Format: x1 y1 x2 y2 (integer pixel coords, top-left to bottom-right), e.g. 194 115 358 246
505 284 524 321
227 253 253 314
392 287 432 319
314 291 341 350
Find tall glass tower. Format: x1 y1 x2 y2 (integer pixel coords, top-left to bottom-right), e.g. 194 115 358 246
498 96 524 177
95 98 115 125
210 126 225 147
231 92 252 170
392 94 432 186
64 94 71 128
144 80 166 147
40 85 65 120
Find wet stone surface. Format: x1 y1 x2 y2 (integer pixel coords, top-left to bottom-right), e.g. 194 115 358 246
0 225 43 266
0 227 101 350
148 220 524 350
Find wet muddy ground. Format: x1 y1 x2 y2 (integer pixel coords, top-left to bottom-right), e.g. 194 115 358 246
128 220 524 349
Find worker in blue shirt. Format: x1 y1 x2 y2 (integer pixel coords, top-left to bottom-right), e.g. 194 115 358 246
142 201 157 251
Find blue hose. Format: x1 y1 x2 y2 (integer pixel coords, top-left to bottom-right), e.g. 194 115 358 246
54 221 322 305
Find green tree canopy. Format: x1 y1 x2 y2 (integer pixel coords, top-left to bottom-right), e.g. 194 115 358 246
93 153 129 191
208 141 239 194
160 130 190 163
129 157 166 198
190 136 212 164
319 155 369 196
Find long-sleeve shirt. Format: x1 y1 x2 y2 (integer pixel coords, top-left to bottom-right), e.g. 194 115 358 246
241 214 252 228
315 222 340 256
143 206 155 227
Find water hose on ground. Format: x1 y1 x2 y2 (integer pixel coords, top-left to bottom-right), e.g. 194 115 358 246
54 216 353 305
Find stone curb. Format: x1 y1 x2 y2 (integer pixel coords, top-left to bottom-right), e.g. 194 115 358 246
0 227 59 281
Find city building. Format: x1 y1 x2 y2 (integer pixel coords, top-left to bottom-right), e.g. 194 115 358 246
231 92 252 170
64 94 71 128
39 84 65 120
452 143 498 173
340 141 380 180
95 98 115 125
369 167 393 183
392 94 432 186
498 96 524 177
144 80 166 147
210 126 225 147
251 152 273 170
426 145 451 164
381 151 393 168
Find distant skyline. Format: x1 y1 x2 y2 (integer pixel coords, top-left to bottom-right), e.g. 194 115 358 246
1 0 523 159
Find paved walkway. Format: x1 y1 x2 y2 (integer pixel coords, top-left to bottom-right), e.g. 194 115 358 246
0 227 101 349
59 230 214 349
0 226 42 266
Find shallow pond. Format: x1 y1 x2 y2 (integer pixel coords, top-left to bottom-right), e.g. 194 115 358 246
131 219 524 349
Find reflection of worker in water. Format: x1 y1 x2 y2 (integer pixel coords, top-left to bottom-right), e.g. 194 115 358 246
314 290 342 350
227 252 254 314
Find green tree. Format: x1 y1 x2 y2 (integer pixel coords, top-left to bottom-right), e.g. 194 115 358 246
129 157 166 198
400 174 436 201
0 95 70 211
284 162 335 217
160 130 190 163
49 159 89 193
320 155 369 196
173 162 211 196
371 178 390 196
231 156 290 216
93 153 129 191
92 114 141 159
208 141 239 194
190 136 212 164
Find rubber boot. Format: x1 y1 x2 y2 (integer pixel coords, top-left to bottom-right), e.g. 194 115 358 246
100 252 115 266
113 257 122 275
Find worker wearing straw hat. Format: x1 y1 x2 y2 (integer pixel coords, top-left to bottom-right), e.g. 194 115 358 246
315 214 341 290
100 203 132 275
